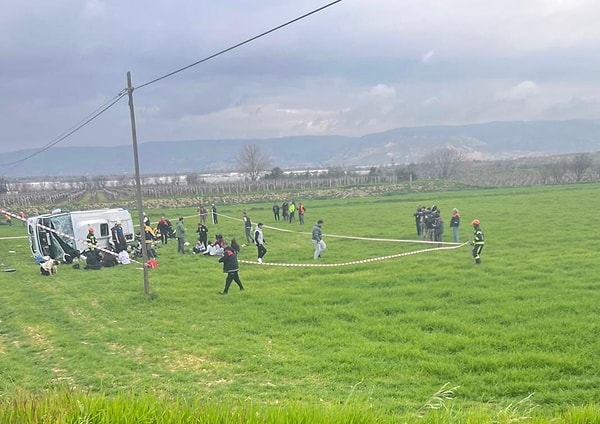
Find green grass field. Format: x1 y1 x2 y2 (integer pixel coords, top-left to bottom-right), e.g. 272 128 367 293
1 183 599 423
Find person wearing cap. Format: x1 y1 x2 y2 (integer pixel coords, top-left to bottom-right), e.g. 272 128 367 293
312 220 326 260
111 221 127 253
471 219 485 264
254 223 267 264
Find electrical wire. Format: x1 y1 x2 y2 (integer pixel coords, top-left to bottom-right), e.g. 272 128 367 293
0 90 127 168
135 0 343 90
1 0 343 169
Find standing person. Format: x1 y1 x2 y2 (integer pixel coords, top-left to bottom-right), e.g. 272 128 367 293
211 204 218 224
218 240 245 294
414 205 424 237
312 220 326 260
298 203 306 225
254 223 267 264
471 219 485 264
196 222 209 248
433 215 444 247
198 204 208 225
111 221 127 253
143 213 150 227
272 204 280 221
243 212 253 243
288 201 296 223
281 202 289 222
449 208 461 243
19 211 26 227
86 227 97 251
176 217 186 254
144 224 157 259
86 227 101 262
157 216 171 245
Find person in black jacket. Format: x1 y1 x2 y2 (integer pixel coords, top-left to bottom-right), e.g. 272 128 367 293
218 241 244 294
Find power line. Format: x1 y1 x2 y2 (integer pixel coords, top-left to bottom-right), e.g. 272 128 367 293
0 90 127 168
1 0 343 169
135 0 343 90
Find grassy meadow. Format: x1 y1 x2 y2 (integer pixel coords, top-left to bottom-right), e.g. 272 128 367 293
1 183 599 423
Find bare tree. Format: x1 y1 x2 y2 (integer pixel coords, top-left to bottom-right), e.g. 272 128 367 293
423 147 463 179
569 153 593 182
236 144 272 181
545 159 570 184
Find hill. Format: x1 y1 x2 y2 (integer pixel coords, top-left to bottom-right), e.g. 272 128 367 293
3 119 600 178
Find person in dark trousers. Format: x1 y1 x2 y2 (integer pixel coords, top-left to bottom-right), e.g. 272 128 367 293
196 222 209 248
254 222 267 264
211 204 218 224
176 217 186 254
86 227 101 262
272 204 280 221
449 208 460 243
243 211 253 243
471 219 485 264
157 216 171 245
111 221 127 253
218 240 244 294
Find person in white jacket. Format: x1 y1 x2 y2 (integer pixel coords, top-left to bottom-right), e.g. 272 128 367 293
311 220 326 260
254 223 267 264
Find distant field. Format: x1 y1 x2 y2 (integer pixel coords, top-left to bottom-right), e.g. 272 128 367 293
1 183 599 422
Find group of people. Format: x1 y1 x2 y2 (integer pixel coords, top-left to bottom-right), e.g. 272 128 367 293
413 204 485 264
84 226 129 270
414 204 446 244
197 203 219 225
272 201 306 224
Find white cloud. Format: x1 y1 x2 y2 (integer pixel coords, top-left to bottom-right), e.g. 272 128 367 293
2 0 600 154
421 49 435 64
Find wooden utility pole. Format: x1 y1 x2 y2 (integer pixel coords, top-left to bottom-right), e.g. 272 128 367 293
126 71 151 298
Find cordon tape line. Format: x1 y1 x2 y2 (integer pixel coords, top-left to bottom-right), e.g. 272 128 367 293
239 242 470 267
218 211 463 246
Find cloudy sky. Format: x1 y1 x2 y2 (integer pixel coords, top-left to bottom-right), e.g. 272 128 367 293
2 0 600 155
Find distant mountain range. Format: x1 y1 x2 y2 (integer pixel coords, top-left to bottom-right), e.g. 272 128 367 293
4 119 600 178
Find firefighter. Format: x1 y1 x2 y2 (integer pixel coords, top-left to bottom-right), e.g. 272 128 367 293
87 227 97 251
471 219 485 264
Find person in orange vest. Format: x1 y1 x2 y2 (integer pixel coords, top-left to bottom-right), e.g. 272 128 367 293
298 203 306 225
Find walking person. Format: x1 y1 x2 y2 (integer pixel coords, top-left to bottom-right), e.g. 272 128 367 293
176 217 186 254
243 211 253 244
218 240 245 295
254 223 267 264
471 219 485 264
312 220 326 260
449 208 461 243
